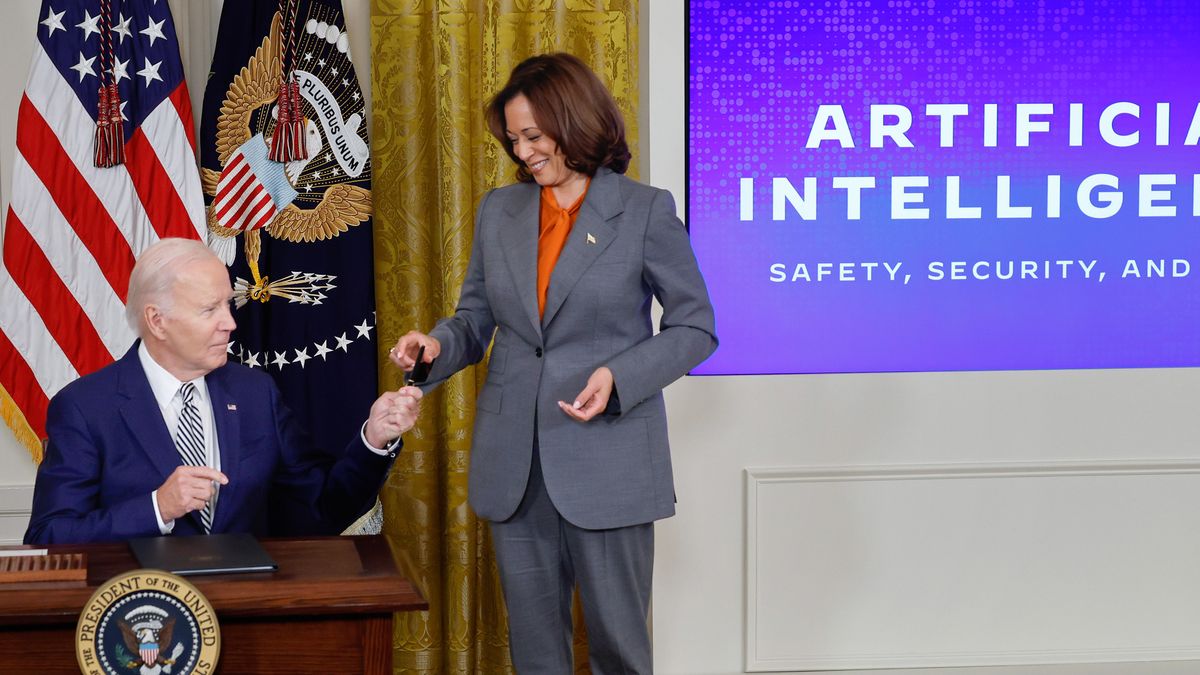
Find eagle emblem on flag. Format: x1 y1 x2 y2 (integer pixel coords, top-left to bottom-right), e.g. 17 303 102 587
200 9 370 304
197 0 379 517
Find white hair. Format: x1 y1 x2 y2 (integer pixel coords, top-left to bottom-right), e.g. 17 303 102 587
126 238 222 337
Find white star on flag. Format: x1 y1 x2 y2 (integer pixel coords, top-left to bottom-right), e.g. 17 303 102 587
112 58 130 83
335 333 352 352
314 341 332 360
293 348 311 367
245 352 262 368
70 52 96 82
41 7 65 36
353 320 374 339
112 13 132 44
140 17 167 46
76 10 100 41
137 58 163 86
272 351 290 369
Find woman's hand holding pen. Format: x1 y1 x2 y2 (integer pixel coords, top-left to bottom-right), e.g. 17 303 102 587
389 331 440 370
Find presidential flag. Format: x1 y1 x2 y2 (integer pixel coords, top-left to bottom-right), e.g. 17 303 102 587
0 0 203 458
199 0 378 532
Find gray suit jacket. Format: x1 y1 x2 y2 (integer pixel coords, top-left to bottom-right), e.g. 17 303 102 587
426 168 717 529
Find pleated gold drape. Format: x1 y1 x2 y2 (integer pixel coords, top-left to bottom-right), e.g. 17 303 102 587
370 2 639 673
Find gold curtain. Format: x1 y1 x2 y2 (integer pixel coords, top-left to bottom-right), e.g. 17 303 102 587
370 1 639 673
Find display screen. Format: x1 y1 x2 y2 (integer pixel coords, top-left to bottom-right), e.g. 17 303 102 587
688 0 1200 374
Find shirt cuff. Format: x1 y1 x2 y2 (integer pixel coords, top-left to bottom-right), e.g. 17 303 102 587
360 421 401 457
151 490 175 535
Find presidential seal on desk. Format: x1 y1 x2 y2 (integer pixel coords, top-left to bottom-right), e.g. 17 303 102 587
76 569 220 675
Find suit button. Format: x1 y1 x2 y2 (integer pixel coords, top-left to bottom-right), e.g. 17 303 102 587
535 347 543 358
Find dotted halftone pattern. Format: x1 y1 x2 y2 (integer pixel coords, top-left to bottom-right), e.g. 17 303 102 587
690 0 1200 220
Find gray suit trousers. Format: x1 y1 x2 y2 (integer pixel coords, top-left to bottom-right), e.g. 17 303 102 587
491 443 654 675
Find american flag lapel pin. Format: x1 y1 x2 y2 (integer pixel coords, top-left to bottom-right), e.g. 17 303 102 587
227 403 237 411
586 233 596 244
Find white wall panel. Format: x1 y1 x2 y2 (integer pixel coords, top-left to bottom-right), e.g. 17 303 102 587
746 463 1200 671
0 485 34 545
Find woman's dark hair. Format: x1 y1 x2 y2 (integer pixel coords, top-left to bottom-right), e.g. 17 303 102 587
486 53 631 182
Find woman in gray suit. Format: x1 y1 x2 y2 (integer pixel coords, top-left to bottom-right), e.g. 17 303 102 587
389 53 717 674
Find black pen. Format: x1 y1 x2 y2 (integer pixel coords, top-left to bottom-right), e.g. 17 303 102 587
406 345 429 386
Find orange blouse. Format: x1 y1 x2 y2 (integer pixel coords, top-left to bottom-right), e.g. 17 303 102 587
536 182 589 318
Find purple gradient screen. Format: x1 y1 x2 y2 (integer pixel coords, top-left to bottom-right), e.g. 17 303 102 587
688 0 1200 374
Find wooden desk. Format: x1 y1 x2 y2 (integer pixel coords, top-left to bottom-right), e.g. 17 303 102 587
0 536 426 674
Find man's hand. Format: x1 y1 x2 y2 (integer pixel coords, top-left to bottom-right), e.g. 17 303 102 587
157 466 228 522
388 331 440 370
558 367 614 423
365 386 423 448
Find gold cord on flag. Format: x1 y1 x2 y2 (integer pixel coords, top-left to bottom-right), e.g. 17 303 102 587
94 0 124 167
268 0 308 163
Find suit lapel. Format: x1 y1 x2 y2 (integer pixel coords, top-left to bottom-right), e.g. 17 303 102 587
206 367 241 532
117 346 183 482
542 169 622 329
498 182 543 338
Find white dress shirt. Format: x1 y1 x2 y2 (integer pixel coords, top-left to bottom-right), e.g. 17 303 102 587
139 343 221 534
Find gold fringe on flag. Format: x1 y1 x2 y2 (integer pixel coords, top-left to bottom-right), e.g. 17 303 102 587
0 383 43 464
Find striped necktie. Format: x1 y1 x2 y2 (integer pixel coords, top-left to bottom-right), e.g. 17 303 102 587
174 382 212 533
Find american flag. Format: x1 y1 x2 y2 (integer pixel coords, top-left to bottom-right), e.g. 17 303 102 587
0 0 204 458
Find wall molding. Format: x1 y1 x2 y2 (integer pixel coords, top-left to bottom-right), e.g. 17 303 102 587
0 484 33 545
744 459 1200 672
747 459 1200 485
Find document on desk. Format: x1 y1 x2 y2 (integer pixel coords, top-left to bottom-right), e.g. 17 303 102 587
129 533 277 576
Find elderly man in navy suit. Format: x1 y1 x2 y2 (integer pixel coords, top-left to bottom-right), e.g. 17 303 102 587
25 238 421 544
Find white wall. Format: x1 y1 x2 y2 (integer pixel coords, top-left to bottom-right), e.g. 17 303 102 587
3 2 1200 674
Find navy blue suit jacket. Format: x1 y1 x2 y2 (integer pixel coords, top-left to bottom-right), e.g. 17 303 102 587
24 345 395 544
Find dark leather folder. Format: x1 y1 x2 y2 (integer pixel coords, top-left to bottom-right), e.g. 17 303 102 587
129 533 278 576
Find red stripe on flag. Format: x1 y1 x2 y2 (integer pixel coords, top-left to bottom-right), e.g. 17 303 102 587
214 157 252 220
15 95 136 301
246 193 278 231
0 313 50 438
125 126 200 241
169 83 197 152
229 188 271 232
2 211 113 378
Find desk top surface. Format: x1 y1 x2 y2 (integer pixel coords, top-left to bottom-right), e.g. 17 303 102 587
0 535 427 625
